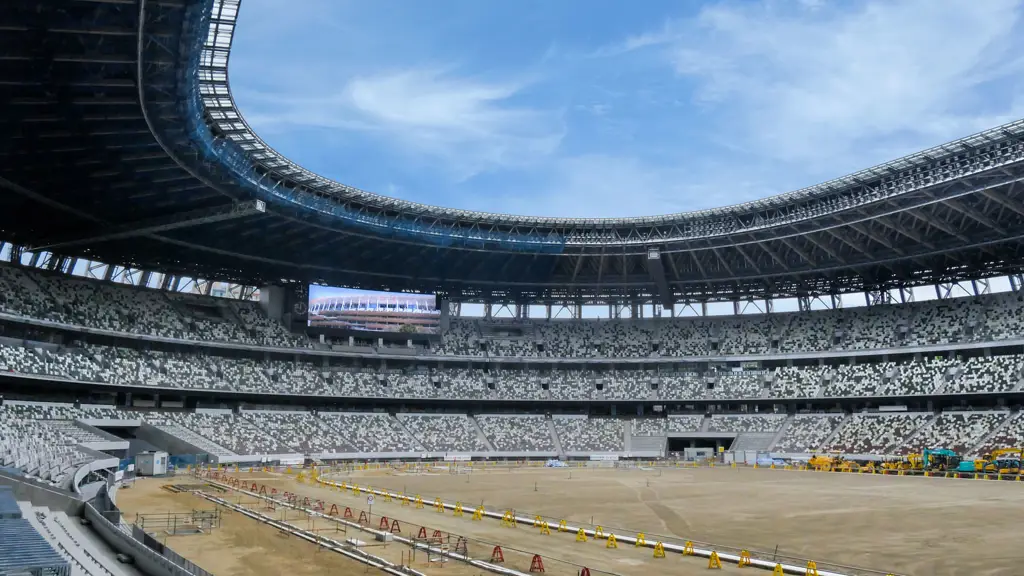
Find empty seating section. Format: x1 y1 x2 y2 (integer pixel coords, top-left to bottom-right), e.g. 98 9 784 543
708 372 765 400
148 411 293 456
822 363 893 398
708 414 786 433
659 320 711 355
435 369 487 399
0 403 104 485
946 356 1022 394
397 414 489 452
5 399 1024 460
234 301 311 348
898 412 1008 455
603 371 653 400
774 415 843 452
317 413 422 453
630 416 703 435
0 343 46 375
241 411 354 454
893 358 957 396
772 366 826 398
971 411 1024 457
553 417 625 452
631 418 667 436
8 338 1024 402
826 413 931 454
477 415 556 452
716 317 772 355
5 265 1024 357
667 415 703 432
436 319 483 356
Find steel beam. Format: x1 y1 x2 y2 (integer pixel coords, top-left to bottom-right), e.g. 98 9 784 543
29 199 266 251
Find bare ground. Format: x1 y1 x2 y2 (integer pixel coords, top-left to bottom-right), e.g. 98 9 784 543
118 466 1022 576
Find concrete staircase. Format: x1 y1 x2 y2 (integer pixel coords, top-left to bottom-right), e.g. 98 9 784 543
768 415 794 451
387 415 426 452
467 415 496 452
21 503 140 576
886 413 937 454
818 413 852 451
964 412 1016 457
546 418 566 459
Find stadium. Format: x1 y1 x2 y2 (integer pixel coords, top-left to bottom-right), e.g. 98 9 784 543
1 1 1024 576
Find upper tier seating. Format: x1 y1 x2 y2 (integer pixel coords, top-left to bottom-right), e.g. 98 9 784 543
944 356 1023 394
8 339 1024 402
5 263 1024 359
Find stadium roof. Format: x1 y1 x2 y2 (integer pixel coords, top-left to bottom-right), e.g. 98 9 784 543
2 0 1024 303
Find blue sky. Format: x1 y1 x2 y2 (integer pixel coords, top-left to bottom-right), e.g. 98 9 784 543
229 0 1024 218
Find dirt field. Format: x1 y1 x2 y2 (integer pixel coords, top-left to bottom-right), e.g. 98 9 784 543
118 466 1023 576
116 479 377 576
334 466 1023 576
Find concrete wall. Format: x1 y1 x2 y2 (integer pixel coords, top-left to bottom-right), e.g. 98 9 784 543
132 423 210 457
0 470 84 516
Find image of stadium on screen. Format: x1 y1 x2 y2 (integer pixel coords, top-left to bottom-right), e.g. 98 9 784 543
307 285 440 334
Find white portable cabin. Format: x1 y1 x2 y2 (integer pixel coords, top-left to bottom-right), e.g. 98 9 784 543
135 451 168 476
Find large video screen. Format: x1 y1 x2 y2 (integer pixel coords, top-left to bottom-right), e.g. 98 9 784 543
307 285 440 334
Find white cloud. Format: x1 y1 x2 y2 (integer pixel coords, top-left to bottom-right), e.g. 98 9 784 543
608 0 1024 168
238 69 564 181
488 155 772 218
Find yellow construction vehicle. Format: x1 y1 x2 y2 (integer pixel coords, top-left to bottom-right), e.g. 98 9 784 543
808 452 843 470
974 448 1023 474
882 454 922 472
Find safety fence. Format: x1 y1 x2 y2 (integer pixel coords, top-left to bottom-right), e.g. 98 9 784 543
310 471 883 576
198 471 623 576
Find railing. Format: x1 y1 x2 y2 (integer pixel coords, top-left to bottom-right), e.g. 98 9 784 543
84 496 214 576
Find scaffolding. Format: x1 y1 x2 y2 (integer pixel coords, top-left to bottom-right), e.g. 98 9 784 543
135 508 222 536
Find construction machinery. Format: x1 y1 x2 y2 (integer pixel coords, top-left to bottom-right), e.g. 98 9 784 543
808 452 843 470
922 449 961 471
978 448 1022 474
957 448 1023 474
882 453 923 472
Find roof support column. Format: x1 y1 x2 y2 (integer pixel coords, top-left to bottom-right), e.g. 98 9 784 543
645 247 674 308
1010 274 1024 293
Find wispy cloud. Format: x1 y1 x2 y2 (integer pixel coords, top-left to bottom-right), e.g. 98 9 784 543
604 0 1024 170
486 155 772 218
230 0 1024 218
239 69 564 182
